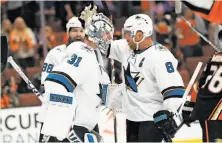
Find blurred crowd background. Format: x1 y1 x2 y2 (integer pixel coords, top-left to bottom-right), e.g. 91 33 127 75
1 1 221 109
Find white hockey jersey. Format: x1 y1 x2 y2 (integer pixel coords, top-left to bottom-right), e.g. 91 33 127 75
41 44 110 89
41 44 67 84
43 41 108 131
108 39 185 121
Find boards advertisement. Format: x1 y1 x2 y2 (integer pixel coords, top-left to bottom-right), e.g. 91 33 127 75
0 106 202 143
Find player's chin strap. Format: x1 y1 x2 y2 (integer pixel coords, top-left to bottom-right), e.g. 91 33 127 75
133 35 146 51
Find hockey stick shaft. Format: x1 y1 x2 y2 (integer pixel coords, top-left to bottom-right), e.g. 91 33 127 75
7 56 45 103
162 62 203 142
181 16 220 52
178 62 203 114
101 1 112 21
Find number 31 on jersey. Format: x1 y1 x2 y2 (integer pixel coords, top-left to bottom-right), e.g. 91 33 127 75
67 54 82 67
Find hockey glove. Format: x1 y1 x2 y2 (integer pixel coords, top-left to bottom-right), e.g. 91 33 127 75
182 101 196 126
79 3 98 27
153 110 178 142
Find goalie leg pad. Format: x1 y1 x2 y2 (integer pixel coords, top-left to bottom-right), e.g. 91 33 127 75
41 87 77 140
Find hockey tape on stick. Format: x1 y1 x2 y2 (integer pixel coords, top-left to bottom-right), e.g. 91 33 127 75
178 62 203 114
7 56 45 103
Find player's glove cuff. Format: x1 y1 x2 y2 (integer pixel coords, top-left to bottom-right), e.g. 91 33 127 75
153 110 178 142
182 101 196 125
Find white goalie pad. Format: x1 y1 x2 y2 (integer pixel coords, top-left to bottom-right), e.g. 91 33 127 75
36 93 48 123
41 91 77 140
103 83 124 113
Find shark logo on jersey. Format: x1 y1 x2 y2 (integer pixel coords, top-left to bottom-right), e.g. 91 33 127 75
124 63 144 93
81 45 93 53
154 43 167 51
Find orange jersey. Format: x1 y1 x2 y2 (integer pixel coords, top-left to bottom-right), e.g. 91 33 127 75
176 18 200 46
194 1 222 25
9 30 33 52
48 34 57 47
63 34 68 44
183 1 222 24
141 1 156 12
156 22 169 34
0 94 9 108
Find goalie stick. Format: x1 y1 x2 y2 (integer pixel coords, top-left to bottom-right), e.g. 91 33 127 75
7 56 45 103
1 36 44 103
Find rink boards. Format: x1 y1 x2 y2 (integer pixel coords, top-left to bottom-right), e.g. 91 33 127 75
0 106 202 143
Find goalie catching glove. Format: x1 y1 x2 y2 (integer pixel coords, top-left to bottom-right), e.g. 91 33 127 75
153 110 178 142
79 3 98 27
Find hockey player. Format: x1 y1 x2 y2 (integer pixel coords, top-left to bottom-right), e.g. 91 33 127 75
39 13 114 142
112 14 186 142
40 16 85 87
79 6 186 142
38 17 86 141
183 29 222 142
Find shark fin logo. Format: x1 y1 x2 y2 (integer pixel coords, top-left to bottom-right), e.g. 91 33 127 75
124 63 144 93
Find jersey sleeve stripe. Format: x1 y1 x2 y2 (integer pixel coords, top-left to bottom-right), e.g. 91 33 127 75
161 86 184 95
162 87 185 100
163 89 185 100
45 72 77 92
45 78 70 92
52 71 77 87
164 89 185 97
208 98 222 120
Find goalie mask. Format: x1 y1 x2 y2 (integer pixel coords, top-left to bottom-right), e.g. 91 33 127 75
86 13 114 54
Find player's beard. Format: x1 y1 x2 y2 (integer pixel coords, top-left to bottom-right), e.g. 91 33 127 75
128 43 137 50
68 36 84 44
